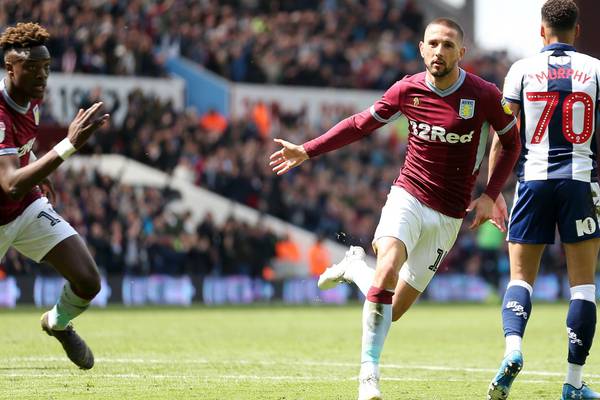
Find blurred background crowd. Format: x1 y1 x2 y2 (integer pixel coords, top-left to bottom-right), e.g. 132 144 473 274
1 167 279 281
0 0 511 87
0 0 566 291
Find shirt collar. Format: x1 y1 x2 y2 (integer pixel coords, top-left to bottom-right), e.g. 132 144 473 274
0 78 30 114
424 68 466 97
541 42 577 53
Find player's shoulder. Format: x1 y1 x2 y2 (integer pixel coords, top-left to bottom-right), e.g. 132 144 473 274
462 71 500 96
396 71 427 87
572 51 600 68
0 96 13 121
506 55 546 78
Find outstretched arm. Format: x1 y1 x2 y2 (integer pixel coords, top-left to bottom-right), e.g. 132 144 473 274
269 108 385 175
0 102 108 200
269 138 309 175
269 81 404 175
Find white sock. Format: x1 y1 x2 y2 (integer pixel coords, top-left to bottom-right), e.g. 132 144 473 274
359 361 380 378
48 283 91 330
566 362 583 388
47 305 60 328
360 300 392 367
348 260 375 296
504 334 522 356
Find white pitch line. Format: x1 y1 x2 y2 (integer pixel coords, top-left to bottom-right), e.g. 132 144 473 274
0 372 554 384
0 356 596 379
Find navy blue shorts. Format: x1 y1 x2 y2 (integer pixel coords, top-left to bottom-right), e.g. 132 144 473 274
508 180 600 244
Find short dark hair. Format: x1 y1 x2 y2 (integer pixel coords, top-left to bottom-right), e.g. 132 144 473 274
541 0 579 31
426 18 464 42
0 22 49 51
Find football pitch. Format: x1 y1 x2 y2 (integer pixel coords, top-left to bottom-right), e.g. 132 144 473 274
0 303 595 399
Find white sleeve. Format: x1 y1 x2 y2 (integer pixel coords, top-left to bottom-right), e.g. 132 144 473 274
503 61 524 103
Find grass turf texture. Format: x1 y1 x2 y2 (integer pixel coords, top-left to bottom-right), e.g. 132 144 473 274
0 303 595 399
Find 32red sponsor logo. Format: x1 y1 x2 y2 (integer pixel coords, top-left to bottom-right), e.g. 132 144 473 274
408 120 474 143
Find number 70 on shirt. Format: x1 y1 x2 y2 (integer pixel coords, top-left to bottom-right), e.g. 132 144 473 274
526 91 594 144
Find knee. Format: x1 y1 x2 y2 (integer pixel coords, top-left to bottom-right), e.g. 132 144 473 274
374 264 399 288
73 265 101 300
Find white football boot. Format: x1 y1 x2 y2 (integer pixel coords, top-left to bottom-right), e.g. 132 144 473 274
317 246 366 290
358 364 382 400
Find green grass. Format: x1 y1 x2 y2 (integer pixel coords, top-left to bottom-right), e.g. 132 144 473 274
0 303 594 399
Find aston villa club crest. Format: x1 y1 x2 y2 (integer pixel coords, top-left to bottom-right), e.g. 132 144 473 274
459 99 475 119
33 104 40 126
413 97 420 107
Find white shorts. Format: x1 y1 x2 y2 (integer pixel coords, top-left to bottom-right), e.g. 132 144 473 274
0 197 78 263
373 186 463 292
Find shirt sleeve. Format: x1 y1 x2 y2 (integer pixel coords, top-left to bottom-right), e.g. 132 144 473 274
483 82 521 200
503 61 523 103
0 113 17 156
486 82 517 136
303 81 404 157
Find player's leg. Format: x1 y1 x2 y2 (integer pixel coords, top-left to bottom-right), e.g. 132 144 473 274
390 279 420 321
555 180 600 399
501 243 543 356
13 198 99 369
356 187 422 400
488 243 543 400
42 235 101 328
318 189 413 296
489 181 554 400
317 245 374 295
390 206 461 322
358 236 407 400
560 238 600 399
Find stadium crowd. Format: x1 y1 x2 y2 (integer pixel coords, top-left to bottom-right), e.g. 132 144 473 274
0 167 278 280
1 0 511 88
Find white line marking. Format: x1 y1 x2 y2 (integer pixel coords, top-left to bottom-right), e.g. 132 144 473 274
0 356 595 379
0 372 554 384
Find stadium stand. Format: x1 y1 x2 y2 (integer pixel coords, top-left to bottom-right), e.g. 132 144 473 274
0 0 567 300
1 0 510 87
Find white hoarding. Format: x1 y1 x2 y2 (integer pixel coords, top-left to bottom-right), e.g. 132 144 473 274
231 83 381 125
45 73 185 125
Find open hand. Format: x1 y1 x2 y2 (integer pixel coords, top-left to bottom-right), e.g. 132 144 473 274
67 102 110 149
269 138 309 175
466 193 494 230
490 193 508 233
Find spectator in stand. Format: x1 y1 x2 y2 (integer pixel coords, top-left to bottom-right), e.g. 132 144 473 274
199 108 228 135
309 235 331 278
273 233 303 278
